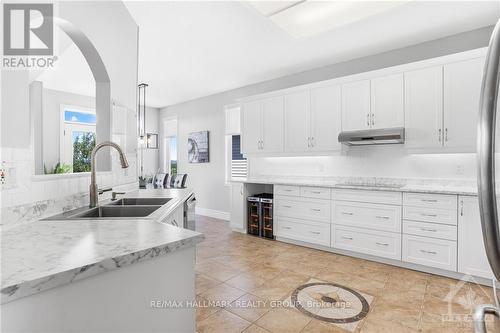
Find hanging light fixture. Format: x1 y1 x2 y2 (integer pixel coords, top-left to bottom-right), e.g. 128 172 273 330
137 83 148 180
138 83 148 142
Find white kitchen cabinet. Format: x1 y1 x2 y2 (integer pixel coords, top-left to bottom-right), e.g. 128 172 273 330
284 85 341 153
443 57 485 151
225 104 241 135
241 96 284 154
404 66 444 149
458 196 494 279
230 183 246 232
261 96 284 153
341 80 371 131
241 100 261 154
310 85 342 151
284 90 310 152
370 74 404 129
402 234 457 271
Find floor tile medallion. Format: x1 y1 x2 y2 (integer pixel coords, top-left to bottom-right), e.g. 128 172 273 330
288 278 374 332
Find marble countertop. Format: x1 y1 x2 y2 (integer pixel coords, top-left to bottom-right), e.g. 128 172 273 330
1 188 204 304
232 176 479 196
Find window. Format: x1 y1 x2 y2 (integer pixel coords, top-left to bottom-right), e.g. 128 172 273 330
169 136 177 175
60 105 96 173
227 135 247 182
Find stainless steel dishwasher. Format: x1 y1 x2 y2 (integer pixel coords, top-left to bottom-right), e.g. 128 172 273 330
184 194 196 231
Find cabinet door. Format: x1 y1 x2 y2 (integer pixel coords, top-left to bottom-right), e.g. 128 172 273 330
443 57 485 151
370 74 404 129
458 196 494 279
310 85 341 151
341 80 371 131
404 66 443 149
284 90 310 152
241 100 261 154
261 96 284 153
230 183 245 231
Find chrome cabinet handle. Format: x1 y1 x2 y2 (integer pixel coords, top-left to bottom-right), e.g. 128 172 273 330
310 208 321 212
375 215 390 220
311 137 314 147
445 128 448 142
421 199 438 203
311 191 321 194
310 231 321 235
282 226 291 230
420 228 437 232
367 113 370 126
376 242 389 246
420 249 437 255
307 137 311 148
282 205 292 208
342 236 353 240
438 128 442 142
477 18 500 282
460 200 464 216
421 213 437 217
341 212 353 215
473 304 499 333
371 113 375 126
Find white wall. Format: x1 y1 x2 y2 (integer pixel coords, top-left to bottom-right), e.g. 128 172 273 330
160 26 493 215
1 1 139 216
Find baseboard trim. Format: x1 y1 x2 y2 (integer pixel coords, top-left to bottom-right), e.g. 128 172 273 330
196 207 230 221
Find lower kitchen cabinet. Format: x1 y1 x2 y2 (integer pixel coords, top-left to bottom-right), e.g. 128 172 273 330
331 225 401 260
402 234 457 271
458 196 494 279
275 216 330 247
161 205 184 228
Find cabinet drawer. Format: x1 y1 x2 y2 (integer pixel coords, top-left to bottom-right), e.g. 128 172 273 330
300 186 331 200
402 234 457 271
332 201 401 232
275 185 300 196
276 217 330 246
403 206 457 225
276 196 330 223
331 225 401 260
333 189 402 205
403 193 457 210
403 220 457 241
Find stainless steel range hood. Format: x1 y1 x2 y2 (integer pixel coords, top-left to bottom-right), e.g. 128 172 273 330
338 127 405 146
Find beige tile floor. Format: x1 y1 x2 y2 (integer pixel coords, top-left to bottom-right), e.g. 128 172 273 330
195 216 496 333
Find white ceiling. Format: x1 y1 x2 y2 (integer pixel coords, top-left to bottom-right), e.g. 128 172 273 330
125 1 499 108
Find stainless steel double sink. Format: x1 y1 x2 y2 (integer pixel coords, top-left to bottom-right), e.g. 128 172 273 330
44 198 172 220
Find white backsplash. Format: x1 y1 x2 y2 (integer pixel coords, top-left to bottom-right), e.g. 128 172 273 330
249 146 478 181
1 147 138 228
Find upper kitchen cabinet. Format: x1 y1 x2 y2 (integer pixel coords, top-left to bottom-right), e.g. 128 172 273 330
241 100 262 154
241 96 284 155
261 96 284 153
404 66 444 149
310 85 342 151
284 85 341 153
284 90 310 152
443 57 485 152
341 74 404 132
370 74 404 129
341 80 370 131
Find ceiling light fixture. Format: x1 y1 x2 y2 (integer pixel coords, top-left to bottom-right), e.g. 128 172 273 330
250 0 411 38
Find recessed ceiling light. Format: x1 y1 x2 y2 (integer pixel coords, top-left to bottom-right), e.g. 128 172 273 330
249 1 411 38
